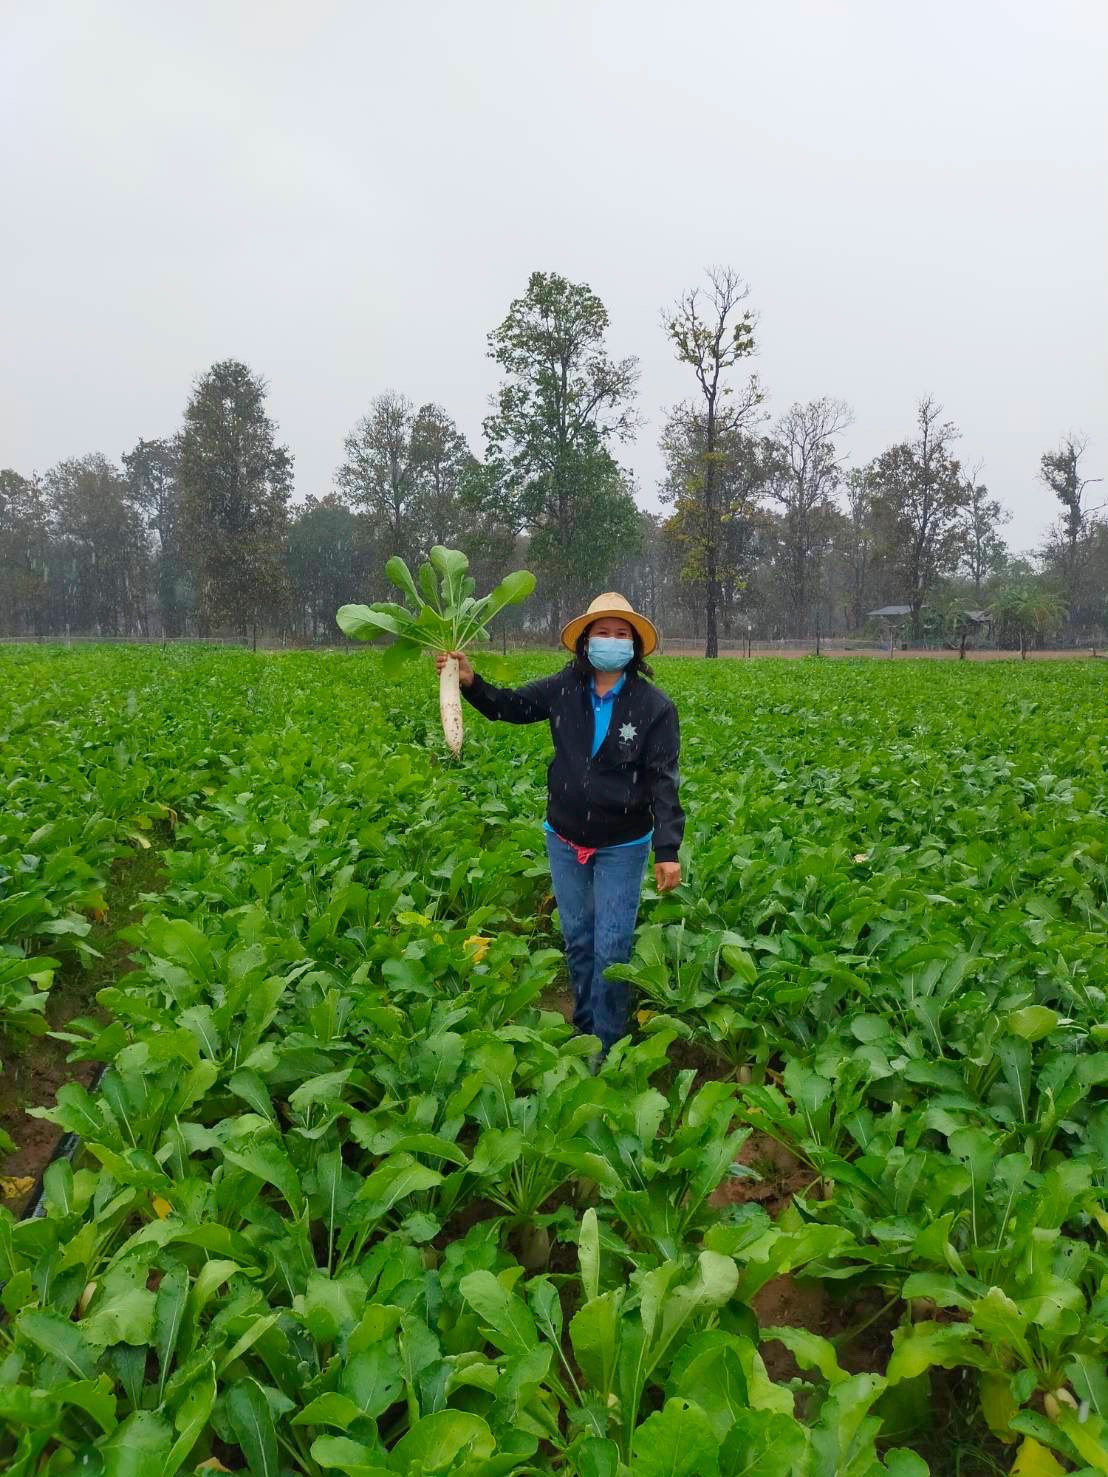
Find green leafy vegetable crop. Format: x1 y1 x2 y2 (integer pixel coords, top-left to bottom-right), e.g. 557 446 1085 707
1 645 1105 1473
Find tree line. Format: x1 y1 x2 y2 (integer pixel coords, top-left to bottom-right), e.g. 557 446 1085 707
1 268 1104 653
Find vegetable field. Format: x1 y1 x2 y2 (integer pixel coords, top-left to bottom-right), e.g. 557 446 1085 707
1 645 1106 1477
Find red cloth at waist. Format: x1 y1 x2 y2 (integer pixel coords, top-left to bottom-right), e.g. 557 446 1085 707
554 831 597 865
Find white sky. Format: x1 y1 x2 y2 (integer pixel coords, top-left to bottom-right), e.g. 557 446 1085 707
3 0 1105 551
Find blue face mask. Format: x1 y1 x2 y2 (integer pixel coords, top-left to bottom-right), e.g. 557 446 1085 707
588 636 634 672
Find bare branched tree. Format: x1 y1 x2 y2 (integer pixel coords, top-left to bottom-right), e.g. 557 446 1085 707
764 398 853 635
1039 434 1103 611
661 267 760 656
658 389 767 636
840 468 874 632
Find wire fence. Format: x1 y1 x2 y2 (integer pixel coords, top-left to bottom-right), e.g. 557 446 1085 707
662 636 885 656
0 633 274 648
2 631 1103 661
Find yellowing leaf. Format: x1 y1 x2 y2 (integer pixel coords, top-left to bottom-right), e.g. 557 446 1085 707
464 935 491 962
1 1176 34 1199
979 1371 1017 1442
397 911 432 929
636 1009 656 1025
1011 1436 1065 1477
152 1195 173 1219
196 1461 233 1473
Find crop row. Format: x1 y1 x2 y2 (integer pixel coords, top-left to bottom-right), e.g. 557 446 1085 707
0 646 290 1064
1 647 1106 1474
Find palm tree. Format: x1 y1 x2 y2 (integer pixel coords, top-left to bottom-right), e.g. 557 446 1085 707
989 583 1068 658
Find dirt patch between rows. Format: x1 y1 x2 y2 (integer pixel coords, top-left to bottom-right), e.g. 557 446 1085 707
537 979 574 1026
709 1133 900 1376
0 842 167 1214
711 1130 817 1219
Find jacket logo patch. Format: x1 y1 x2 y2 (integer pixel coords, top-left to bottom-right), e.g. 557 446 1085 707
618 722 638 743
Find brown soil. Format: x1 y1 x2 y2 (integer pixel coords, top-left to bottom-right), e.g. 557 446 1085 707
0 989 101 1196
709 1133 899 1379
537 980 574 1025
754 1279 899 1381
710 1131 818 1219
0 841 167 1216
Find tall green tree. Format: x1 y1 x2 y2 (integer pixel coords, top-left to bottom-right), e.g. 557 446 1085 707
336 391 419 563
45 454 149 634
177 360 293 637
0 470 51 635
287 494 369 640
123 436 187 635
0 471 48 634
864 396 967 638
337 395 474 564
958 466 1010 599
662 267 760 656
477 270 640 627
409 402 477 550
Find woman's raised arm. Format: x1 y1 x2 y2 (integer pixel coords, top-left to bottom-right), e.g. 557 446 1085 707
435 650 558 725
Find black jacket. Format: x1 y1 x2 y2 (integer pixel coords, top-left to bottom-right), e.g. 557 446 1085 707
462 665 685 862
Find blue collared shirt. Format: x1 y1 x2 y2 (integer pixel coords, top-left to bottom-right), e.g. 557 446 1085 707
544 673 653 849
588 670 625 755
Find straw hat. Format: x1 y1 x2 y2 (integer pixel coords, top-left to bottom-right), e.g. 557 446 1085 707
560 592 659 656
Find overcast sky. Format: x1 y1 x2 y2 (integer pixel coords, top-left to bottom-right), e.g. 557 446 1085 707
3 0 1105 550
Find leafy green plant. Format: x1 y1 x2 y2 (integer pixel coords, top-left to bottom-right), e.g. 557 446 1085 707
0 954 58 1068
3 643 1107 1472
337 545 535 753
571 1069 750 1264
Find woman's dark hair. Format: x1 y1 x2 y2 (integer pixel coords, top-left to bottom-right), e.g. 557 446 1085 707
572 622 654 682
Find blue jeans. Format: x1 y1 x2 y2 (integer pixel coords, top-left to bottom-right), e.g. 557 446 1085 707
545 832 650 1050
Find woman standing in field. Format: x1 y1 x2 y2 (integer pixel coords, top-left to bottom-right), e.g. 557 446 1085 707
436 593 683 1060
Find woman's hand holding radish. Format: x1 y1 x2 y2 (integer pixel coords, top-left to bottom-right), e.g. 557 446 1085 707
435 650 474 687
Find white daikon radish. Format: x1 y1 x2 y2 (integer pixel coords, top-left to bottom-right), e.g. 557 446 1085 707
337 547 535 757
439 654 463 756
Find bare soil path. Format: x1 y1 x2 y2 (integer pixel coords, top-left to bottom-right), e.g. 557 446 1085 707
0 843 167 1215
